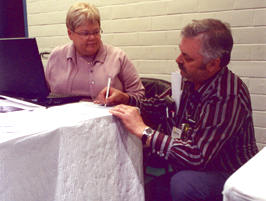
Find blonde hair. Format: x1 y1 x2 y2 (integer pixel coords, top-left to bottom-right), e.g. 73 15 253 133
66 2 101 31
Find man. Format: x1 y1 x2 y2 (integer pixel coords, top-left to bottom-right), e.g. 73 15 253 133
110 19 258 201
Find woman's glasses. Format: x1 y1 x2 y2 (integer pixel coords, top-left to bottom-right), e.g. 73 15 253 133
72 29 103 37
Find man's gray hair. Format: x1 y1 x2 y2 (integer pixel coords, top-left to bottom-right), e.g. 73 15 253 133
181 19 233 66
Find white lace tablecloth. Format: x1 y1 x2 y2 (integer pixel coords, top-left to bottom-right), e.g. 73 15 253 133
0 102 144 201
223 147 266 201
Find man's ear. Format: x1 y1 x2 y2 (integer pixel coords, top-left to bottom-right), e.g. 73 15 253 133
206 58 221 74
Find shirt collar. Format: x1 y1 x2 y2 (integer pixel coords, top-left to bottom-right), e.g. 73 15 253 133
66 43 77 64
197 66 227 94
66 42 107 65
184 66 228 100
93 42 107 64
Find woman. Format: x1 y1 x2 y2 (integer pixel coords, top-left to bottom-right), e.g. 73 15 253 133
45 2 144 105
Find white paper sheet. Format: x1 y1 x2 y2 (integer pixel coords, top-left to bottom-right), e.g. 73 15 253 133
0 102 144 201
0 102 111 137
0 95 44 112
171 71 182 111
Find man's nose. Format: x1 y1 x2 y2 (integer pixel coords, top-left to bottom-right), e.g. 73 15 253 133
176 54 183 64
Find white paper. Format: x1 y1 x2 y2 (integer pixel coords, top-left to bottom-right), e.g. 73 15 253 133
0 102 144 201
0 102 111 140
171 71 182 111
0 95 44 112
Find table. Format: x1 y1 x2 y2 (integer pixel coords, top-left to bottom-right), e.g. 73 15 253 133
0 102 144 201
223 147 266 201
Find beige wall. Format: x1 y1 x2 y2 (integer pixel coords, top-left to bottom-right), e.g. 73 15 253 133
26 0 266 148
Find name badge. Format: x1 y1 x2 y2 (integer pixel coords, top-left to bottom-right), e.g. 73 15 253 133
171 126 182 139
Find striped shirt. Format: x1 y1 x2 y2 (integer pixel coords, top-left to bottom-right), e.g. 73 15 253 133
150 67 258 174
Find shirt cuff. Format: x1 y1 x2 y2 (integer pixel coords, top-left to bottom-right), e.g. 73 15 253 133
150 131 173 160
128 95 139 106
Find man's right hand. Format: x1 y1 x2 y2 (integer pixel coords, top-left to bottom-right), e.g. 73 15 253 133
109 104 147 139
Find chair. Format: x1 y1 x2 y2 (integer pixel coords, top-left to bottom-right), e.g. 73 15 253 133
140 77 174 178
140 77 172 98
140 77 176 134
39 51 50 59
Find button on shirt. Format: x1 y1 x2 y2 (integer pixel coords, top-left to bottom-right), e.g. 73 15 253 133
149 67 258 174
45 42 144 99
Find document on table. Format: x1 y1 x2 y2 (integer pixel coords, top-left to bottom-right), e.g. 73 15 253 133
45 101 112 121
0 95 44 113
0 101 112 142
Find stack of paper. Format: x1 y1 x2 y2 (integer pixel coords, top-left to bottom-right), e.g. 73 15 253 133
0 95 44 113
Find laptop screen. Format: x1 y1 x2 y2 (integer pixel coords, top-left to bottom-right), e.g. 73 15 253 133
0 37 50 99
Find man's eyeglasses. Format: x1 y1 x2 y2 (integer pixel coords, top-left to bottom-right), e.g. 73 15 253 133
72 29 103 37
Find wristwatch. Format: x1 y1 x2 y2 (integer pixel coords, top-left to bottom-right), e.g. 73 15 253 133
141 127 153 145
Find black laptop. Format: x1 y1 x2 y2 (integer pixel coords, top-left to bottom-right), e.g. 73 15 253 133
0 37 90 107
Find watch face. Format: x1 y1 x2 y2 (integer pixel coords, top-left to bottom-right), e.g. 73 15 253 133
145 127 153 135
142 127 153 145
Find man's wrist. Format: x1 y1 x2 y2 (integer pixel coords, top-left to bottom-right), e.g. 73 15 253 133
146 135 152 147
141 127 154 146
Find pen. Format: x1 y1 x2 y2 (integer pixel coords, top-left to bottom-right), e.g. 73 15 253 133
105 77 111 107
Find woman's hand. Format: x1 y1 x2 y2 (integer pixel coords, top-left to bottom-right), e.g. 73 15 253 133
94 87 129 106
